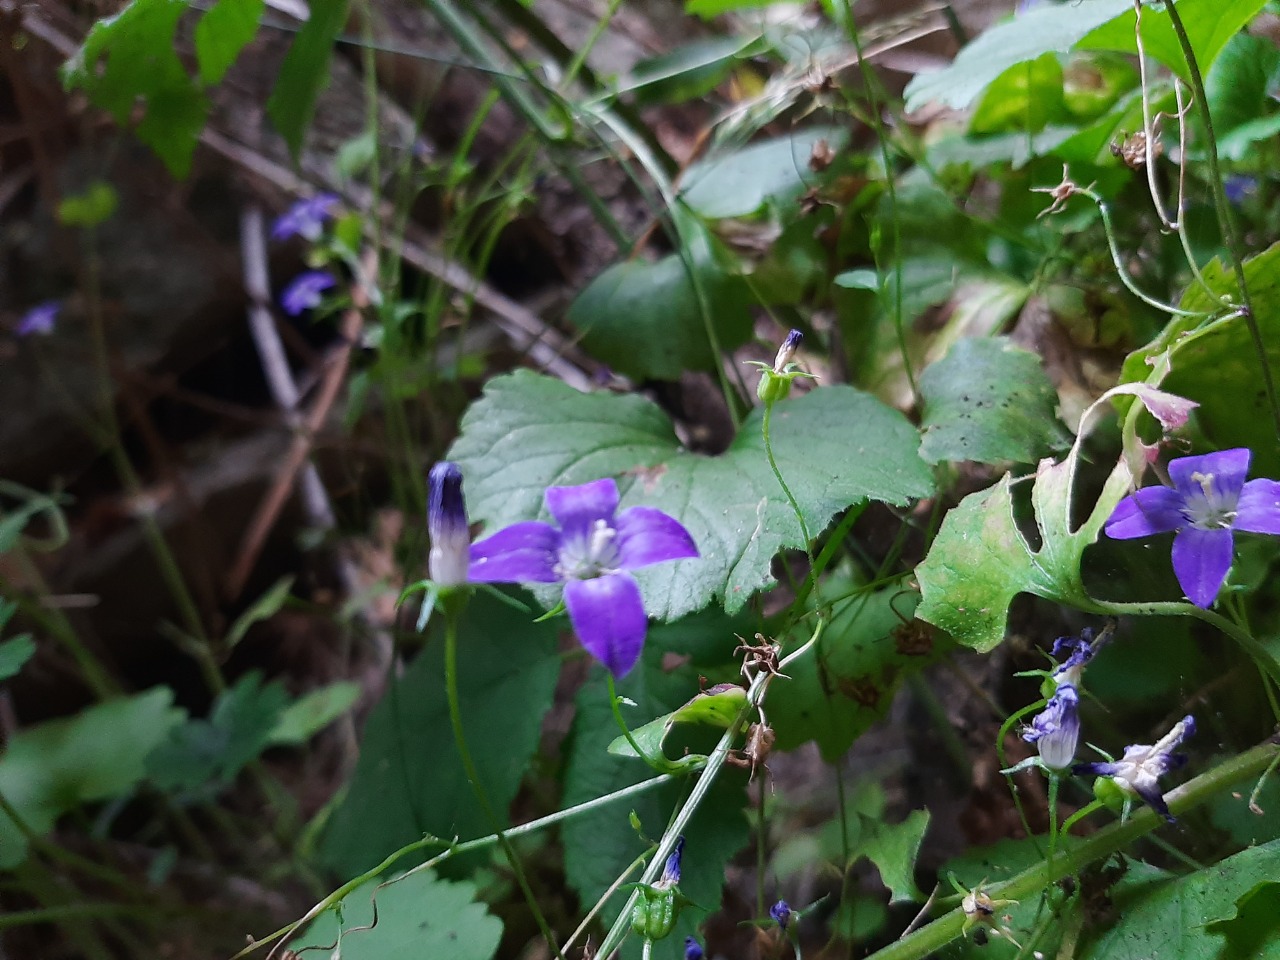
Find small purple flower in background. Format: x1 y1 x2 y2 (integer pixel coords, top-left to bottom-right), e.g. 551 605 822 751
280 270 337 316
684 936 704 960
1075 715 1195 822
770 899 792 930
469 477 698 677
428 462 470 586
1224 175 1257 206
16 301 60 337
1022 683 1080 770
272 193 340 241
1104 448 1280 607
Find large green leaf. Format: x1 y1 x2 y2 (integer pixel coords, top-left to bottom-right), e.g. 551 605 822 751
903 0 1131 112
449 371 933 618
918 337 1071 466
319 590 560 878
1084 839 1280 959
266 0 351 158
561 637 748 960
194 0 264 85
768 585 947 760
566 214 752 381
969 54 1069 135
1203 34 1280 161
0 689 184 868
287 869 503 960
62 0 207 177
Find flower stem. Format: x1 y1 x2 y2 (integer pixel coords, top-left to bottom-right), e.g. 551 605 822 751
606 672 684 774
443 611 565 960
762 401 813 553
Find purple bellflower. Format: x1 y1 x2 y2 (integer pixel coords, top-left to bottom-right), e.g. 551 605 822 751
684 937 704 960
770 900 792 930
1075 715 1195 822
272 193 340 242
657 836 685 888
1105 448 1280 607
428 462 470 586
17 301 60 337
468 477 698 677
280 270 337 316
1049 626 1106 689
1022 682 1080 770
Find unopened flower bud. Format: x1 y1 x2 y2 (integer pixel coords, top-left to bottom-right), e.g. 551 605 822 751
773 329 803 373
770 899 792 929
428 462 470 586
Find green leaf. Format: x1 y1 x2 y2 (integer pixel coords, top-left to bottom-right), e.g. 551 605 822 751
0 636 36 682
195 0 264 85
915 441 1132 651
969 54 1069 135
1203 34 1280 161
1204 881 1280 957
903 0 1131 112
608 683 747 766
225 575 295 649
0 689 184 868
566 214 752 380
1085 839 1280 959
266 0 351 158
449 371 932 619
860 808 930 904
768 585 947 760
918 337 1071 466
62 0 208 178
56 182 118 228
1120 241 1280 477
1078 0 1268 85
267 681 360 745
684 0 784 19
287 869 503 960
319 590 560 878
147 672 289 794
619 36 762 105
562 651 748 960
679 127 848 220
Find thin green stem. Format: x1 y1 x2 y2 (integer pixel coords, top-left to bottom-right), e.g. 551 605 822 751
443 612 565 960
762 402 813 553
862 739 1279 960
606 672 681 774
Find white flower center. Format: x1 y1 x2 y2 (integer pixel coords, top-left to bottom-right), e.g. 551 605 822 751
1184 471 1238 529
556 519 620 580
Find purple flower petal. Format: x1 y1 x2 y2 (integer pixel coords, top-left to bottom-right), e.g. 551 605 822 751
614 507 699 570
564 573 647 677
16 301 60 337
545 478 618 533
1133 784 1174 823
1104 486 1185 539
469 521 560 583
1235 479 1280 534
1073 761 1122 778
1169 448 1251 502
280 270 337 316
1171 525 1234 607
272 193 340 241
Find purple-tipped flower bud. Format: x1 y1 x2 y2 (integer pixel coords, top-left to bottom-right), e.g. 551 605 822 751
684 937 704 960
659 836 685 887
770 899 792 929
773 329 803 373
428 462 470 586
1022 683 1080 770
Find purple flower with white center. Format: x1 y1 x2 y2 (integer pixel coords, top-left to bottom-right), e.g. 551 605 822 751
770 899 792 930
272 193 340 241
428 462 469 586
468 477 698 677
17 301 60 337
1022 683 1080 770
1075 715 1195 822
684 937 704 960
1104 449 1280 607
280 270 337 316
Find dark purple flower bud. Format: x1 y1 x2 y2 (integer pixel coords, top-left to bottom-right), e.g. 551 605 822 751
684 937 704 960
773 330 803 373
280 270 337 316
659 836 685 887
17 301 60 337
1022 683 1080 770
428 462 470 586
770 899 792 929
272 193 340 242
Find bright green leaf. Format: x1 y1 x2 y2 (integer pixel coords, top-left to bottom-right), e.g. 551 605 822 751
0 636 36 682
268 681 360 745
684 0 794 20
449 371 933 619
319 590 560 878
679 127 848 219
608 683 747 765
566 213 752 380
225 575 295 649
288 869 503 960
969 54 1068 135
1204 881 1280 957
1202 34 1280 160
56 182 118 228
860 808 930 904
195 0 264 85
0 689 184 868
266 0 351 158
918 337 1071 466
